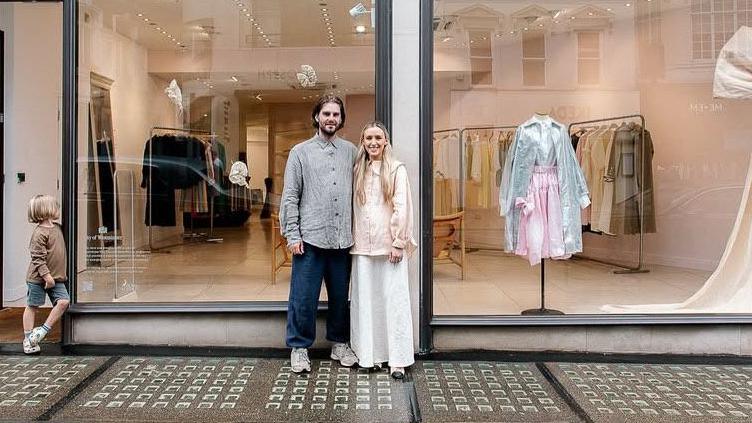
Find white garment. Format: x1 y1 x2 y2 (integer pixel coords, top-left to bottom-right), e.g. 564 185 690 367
603 154 752 313
350 255 415 368
471 134 482 181
713 26 752 100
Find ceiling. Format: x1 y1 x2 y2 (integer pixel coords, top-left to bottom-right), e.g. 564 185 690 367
86 0 377 103
90 0 376 51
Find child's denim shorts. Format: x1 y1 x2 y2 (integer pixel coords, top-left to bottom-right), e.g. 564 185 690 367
26 282 69 307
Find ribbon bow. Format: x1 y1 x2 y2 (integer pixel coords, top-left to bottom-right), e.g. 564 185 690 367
515 195 535 216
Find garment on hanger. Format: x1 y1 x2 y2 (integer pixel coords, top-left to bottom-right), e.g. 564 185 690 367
500 115 590 265
589 125 617 234
433 132 458 215
609 124 657 235
141 135 207 226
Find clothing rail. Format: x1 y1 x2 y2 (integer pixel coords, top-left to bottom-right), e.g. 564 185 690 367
147 126 213 251
457 126 517 252
568 114 650 275
459 125 517 214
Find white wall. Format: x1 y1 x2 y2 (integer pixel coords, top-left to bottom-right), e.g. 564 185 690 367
392 0 421 351
246 127 269 194
1 3 63 305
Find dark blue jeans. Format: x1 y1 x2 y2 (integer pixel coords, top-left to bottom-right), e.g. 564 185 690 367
286 242 352 348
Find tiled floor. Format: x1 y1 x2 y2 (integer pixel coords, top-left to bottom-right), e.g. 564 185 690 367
5 356 752 422
550 362 752 422
54 217 712 315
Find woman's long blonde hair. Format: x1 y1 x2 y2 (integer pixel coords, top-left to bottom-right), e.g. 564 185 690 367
354 121 397 206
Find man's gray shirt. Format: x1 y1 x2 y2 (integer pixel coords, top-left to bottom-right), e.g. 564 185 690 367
280 134 357 249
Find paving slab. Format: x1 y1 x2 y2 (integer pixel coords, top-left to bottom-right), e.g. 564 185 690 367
549 362 752 423
0 356 108 422
412 361 579 422
52 357 413 422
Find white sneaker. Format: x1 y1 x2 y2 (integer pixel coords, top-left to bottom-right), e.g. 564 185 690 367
28 326 47 346
331 343 358 367
290 348 311 373
23 338 40 355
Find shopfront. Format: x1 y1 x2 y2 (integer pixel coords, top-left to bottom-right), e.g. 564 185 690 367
421 0 752 356
4 0 752 355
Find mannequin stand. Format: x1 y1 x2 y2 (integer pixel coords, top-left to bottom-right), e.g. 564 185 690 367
521 260 564 315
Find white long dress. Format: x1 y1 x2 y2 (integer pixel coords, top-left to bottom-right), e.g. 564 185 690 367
351 255 414 367
350 161 416 368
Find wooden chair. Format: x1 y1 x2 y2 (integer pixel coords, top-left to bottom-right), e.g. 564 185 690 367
271 213 292 284
433 211 466 280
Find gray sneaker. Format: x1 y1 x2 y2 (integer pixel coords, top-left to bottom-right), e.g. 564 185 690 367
331 343 358 367
290 348 311 373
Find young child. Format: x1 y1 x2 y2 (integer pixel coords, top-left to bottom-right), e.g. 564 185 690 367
23 195 70 354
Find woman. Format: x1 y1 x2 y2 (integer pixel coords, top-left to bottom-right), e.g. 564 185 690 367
350 121 417 379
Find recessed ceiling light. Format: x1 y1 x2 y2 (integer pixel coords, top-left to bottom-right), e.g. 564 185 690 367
571 16 576 19
538 24 543 27
323 13 328 17
625 2 632 6
231 76 239 82
588 12 594 16
250 18 255 22
259 31 264 34
144 18 149 22
242 8 248 12
137 13 143 17
607 8 612 11
523 27 528 30
246 13 251 17
355 25 366 33
156 27 161 30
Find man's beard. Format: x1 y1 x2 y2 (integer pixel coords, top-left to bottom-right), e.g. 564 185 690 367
319 122 338 137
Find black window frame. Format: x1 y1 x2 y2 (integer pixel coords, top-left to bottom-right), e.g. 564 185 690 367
417 0 752 354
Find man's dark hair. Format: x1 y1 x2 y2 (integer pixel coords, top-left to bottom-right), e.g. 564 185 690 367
311 95 346 130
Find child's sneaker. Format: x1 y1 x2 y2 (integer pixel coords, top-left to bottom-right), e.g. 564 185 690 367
28 326 47 346
23 337 40 355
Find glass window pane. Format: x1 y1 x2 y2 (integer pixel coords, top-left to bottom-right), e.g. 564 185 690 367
433 0 752 317
77 0 376 303
522 31 545 58
471 58 493 85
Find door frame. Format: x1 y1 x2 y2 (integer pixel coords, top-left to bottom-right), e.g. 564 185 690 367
1 29 5 310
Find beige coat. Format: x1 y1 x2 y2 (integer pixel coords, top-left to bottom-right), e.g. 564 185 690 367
351 161 417 256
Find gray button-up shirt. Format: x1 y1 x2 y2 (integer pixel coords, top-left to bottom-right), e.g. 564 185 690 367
280 134 357 249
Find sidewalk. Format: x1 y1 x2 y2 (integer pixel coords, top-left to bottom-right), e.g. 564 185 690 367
1 352 752 422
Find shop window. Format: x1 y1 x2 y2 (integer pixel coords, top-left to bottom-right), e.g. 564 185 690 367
469 30 493 85
522 30 545 86
691 0 752 60
75 0 377 303
577 32 600 85
432 0 752 318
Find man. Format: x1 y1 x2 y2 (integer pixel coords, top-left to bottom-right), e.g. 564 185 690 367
280 95 358 373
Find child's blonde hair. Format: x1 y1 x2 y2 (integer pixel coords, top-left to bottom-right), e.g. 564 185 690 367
28 195 61 223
